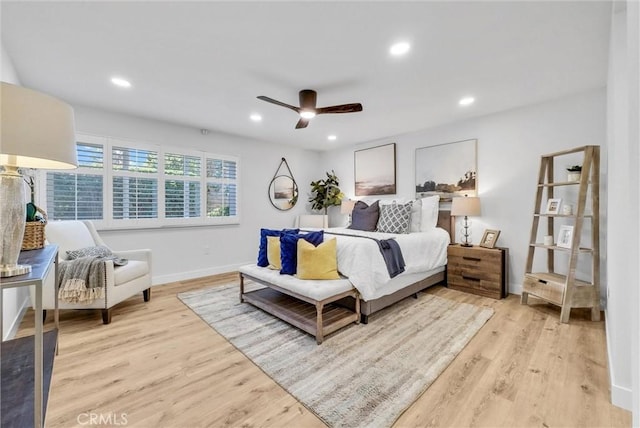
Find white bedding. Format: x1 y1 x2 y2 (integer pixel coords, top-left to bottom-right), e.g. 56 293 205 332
322 227 449 301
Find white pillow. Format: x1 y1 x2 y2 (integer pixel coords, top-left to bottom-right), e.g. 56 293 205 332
419 195 440 231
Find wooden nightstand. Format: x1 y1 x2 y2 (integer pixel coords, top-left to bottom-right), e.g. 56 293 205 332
447 244 508 299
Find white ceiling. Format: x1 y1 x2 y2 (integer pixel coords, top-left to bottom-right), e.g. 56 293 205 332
1 1 612 151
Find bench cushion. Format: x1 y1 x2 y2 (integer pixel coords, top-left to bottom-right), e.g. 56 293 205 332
239 264 353 301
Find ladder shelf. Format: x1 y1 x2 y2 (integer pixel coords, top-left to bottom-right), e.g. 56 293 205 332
521 145 600 323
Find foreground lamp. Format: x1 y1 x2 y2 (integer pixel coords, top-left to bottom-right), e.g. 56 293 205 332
340 199 356 226
450 195 481 247
0 82 77 277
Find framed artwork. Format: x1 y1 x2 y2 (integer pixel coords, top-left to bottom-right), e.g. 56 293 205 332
546 198 562 214
479 229 501 248
354 143 396 196
557 225 574 248
415 139 477 201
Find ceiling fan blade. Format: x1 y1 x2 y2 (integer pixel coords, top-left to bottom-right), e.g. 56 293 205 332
316 103 363 115
295 118 309 129
257 96 300 113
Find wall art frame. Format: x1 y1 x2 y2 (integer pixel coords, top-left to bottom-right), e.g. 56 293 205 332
415 139 477 201
354 143 396 196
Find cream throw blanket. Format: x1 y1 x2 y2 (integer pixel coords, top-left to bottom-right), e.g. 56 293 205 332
58 256 107 303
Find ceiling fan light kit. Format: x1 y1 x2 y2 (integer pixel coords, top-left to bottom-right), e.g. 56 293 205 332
257 89 362 129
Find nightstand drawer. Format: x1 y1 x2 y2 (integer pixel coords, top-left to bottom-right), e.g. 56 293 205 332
446 245 508 299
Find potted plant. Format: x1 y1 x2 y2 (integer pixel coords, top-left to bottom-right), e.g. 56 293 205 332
309 170 344 215
567 165 582 182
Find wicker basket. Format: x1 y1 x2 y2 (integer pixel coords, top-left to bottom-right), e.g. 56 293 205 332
22 206 47 251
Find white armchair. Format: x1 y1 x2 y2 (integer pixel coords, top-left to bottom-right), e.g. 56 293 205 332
30 220 152 324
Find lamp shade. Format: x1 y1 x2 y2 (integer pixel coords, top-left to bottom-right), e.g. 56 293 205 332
451 196 481 216
340 199 356 214
1 82 77 169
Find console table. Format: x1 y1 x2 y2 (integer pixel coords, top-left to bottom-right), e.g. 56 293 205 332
1 245 59 428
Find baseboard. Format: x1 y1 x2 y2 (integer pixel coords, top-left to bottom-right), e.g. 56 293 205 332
605 309 634 411
152 261 251 286
3 293 32 341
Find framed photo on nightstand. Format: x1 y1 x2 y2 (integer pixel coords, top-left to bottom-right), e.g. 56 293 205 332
479 229 501 248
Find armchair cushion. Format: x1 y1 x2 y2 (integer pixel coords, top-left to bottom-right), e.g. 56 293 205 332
114 260 149 285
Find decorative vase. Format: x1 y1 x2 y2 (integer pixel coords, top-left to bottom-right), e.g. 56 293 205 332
567 171 581 181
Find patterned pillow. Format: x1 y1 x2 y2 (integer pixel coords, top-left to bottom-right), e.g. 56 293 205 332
377 201 413 234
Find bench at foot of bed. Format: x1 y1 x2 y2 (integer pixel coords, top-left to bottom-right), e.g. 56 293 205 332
238 264 360 344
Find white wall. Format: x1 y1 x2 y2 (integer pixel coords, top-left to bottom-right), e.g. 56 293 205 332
606 0 640 417
1 42 31 340
320 88 607 298
67 105 324 284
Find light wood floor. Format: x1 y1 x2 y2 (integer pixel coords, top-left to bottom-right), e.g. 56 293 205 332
16 273 631 427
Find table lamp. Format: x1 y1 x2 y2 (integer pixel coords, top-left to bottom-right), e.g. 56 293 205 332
0 82 78 277
340 199 356 226
450 195 481 246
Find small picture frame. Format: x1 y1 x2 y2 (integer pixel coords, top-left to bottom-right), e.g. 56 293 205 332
557 225 574 248
479 229 501 248
546 198 562 215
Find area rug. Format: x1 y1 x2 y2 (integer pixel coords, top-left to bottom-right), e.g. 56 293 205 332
178 283 493 428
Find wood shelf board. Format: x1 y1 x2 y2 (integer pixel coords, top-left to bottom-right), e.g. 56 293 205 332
242 288 358 338
530 244 593 253
1 329 58 427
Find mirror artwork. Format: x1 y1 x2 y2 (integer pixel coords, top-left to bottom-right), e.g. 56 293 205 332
268 158 298 211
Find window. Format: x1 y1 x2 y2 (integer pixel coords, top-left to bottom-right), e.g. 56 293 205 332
46 141 104 220
112 146 159 221
165 153 201 219
206 157 237 218
42 135 239 228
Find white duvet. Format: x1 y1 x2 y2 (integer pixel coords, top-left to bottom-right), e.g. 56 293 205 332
322 227 450 301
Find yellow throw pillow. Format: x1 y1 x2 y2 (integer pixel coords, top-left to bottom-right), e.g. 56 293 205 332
296 237 340 280
266 235 281 270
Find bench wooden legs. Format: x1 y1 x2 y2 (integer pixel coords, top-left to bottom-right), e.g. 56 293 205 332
316 302 324 344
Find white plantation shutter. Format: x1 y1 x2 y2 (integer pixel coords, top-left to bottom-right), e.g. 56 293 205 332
112 146 158 220
165 153 201 219
41 135 240 228
46 141 104 220
206 157 238 219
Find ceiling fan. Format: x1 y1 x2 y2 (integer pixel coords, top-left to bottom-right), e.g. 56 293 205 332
257 89 363 129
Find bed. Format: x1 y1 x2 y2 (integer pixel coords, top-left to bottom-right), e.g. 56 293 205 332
240 200 453 339
328 209 453 322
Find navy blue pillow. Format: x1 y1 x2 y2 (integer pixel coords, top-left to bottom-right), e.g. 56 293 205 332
348 200 380 231
257 228 299 267
280 230 324 275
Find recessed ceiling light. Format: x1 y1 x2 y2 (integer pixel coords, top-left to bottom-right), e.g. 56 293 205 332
390 42 410 56
459 96 475 106
111 77 131 88
328 135 337 141
250 113 262 122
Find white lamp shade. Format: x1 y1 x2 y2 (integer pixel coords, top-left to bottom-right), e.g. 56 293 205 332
451 196 481 216
1 82 77 169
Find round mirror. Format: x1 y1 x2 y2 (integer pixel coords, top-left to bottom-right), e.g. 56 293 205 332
268 175 298 211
